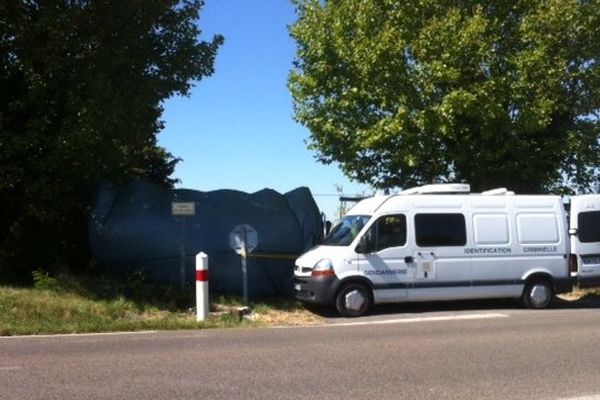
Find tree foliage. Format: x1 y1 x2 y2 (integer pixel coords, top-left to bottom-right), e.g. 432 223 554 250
0 0 222 280
289 0 600 193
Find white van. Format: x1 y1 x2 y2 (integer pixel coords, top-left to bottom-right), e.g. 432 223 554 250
570 195 600 287
294 184 600 317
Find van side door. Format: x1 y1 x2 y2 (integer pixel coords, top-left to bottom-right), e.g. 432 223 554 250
355 214 412 301
412 213 470 299
570 195 600 287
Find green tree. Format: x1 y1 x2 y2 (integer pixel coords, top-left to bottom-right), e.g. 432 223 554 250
0 0 222 281
289 0 600 193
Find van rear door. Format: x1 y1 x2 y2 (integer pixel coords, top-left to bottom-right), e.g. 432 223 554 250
570 195 600 288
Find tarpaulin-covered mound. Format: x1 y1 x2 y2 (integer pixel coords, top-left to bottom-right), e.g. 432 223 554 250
89 181 323 297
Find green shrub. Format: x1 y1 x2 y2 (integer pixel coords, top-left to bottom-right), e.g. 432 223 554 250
32 270 60 291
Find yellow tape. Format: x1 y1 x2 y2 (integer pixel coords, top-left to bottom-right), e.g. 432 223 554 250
246 253 299 260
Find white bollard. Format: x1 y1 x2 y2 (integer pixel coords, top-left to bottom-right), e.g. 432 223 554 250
195 252 209 321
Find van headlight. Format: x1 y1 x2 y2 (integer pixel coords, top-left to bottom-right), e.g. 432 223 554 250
312 259 335 278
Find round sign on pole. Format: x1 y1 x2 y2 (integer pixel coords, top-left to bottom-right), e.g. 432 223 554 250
229 224 258 254
229 224 258 304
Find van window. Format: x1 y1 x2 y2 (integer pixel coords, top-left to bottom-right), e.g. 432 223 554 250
516 213 559 244
473 214 509 245
579 211 600 243
415 213 466 247
363 214 407 252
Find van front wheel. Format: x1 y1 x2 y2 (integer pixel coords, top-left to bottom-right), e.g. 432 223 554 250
522 278 553 309
335 283 372 317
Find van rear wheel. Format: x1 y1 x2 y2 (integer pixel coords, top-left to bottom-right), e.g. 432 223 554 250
522 278 553 309
335 283 372 317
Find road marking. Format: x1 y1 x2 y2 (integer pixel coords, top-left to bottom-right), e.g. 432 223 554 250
0 330 157 340
0 366 22 371
558 396 600 400
325 313 509 327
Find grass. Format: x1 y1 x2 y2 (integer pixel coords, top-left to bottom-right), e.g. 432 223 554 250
3 270 599 336
0 271 322 336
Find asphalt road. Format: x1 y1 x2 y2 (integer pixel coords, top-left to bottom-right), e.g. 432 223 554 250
2 303 600 400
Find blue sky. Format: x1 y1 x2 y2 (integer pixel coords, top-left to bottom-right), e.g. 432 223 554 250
158 0 372 220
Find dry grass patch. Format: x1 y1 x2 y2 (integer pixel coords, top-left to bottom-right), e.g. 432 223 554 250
557 287 600 302
211 295 324 326
251 306 324 326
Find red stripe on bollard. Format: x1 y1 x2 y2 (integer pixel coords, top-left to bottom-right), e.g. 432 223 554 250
196 270 209 282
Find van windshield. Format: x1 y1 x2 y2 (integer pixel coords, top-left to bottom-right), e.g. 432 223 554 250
322 215 370 246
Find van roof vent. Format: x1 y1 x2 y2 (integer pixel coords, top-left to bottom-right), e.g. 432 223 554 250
481 188 515 196
399 183 471 195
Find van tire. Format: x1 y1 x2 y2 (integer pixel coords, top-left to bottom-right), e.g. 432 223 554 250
335 282 372 317
522 278 553 309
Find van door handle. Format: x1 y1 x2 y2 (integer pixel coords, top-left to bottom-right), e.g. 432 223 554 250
404 256 413 264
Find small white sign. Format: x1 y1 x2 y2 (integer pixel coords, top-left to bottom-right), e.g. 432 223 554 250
421 261 433 273
171 202 196 216
229 224 258 255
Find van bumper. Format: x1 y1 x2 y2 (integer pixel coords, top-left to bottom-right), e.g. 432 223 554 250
293 275 340 306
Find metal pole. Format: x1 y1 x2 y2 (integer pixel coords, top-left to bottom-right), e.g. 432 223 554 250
180 218 186 291
242 227 248 304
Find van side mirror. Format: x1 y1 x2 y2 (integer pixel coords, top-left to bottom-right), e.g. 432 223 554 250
355 236 371 254
569 228 578 236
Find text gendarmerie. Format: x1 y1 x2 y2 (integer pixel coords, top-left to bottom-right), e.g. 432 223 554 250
364 269 407 276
